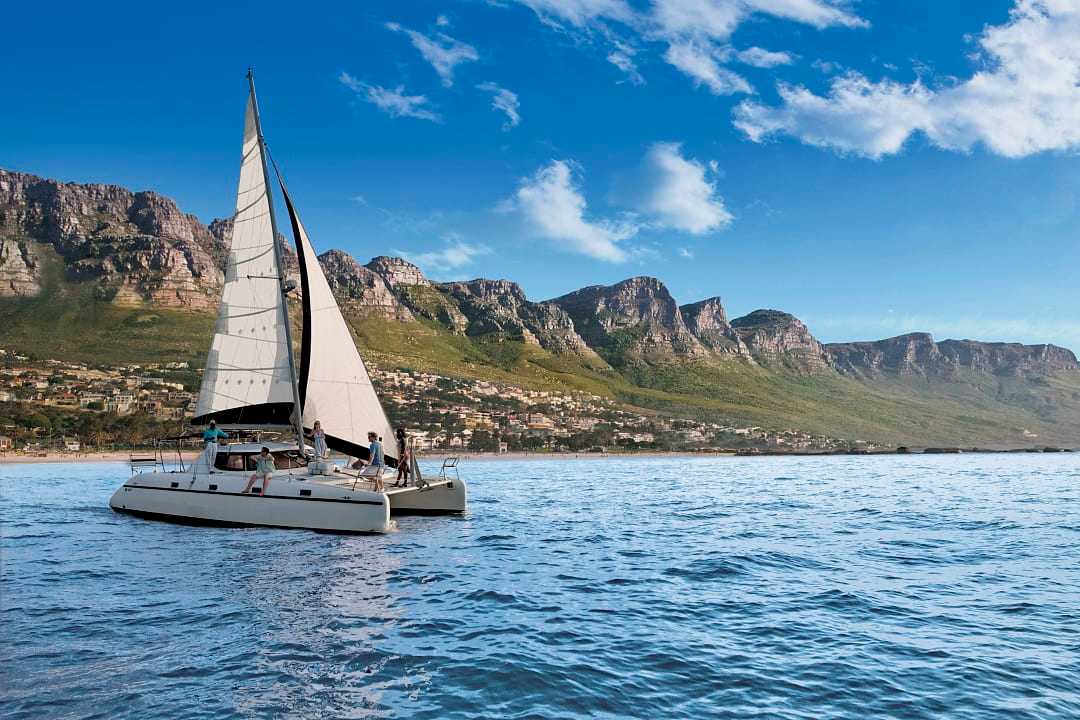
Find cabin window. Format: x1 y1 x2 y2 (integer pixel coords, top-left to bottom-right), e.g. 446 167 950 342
212 451 307 470
273 452 307 469
214 453 248 471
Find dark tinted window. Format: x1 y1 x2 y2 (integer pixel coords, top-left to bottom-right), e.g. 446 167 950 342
273 452 307 469
214 453 249 471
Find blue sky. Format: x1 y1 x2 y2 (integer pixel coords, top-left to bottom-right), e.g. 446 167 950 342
5 0 1079 350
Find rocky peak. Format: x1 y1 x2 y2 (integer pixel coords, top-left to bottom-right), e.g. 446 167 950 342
825 334 1079 378
365 256 429 288
729 309 829 371
680 297 751 357
826 332 941 376
317 249 412 321
937 340 1079 375
443 278 527 306
0 168 223 309
549 276 705 361
441 278 598 358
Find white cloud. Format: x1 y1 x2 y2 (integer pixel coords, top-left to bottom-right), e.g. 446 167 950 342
436 14 451 26
735 75 934 157
510 0 866 93
399 238 492 272
607 39 645 84
736 46 794 68
339 72 441 122
739 0 867 30
386 22 479 87
513 160 637 262
518 0 636 28
678 247 695 258
664 41 752 95
641 142 733 233
735 0 1080 158
477 82 522 129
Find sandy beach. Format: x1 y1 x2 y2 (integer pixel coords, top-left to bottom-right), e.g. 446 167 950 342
0 451 203 465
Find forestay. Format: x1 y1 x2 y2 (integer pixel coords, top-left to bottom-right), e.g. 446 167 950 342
280 182 397 463
193 90 295 426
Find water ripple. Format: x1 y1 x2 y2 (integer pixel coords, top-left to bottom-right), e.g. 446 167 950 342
2 454 1079 719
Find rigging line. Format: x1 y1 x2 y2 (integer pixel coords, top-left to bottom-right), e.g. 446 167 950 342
199 389 288 407
217 307 278 320
230 245 276 268
231 192 269 220
211 332 288 344
231 210 272 224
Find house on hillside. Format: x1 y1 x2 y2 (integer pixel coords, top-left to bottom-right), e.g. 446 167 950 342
0 435 12 451
62 436 81 452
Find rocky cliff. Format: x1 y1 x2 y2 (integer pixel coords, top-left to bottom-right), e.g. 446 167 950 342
549 277 706 363
680 297 752 358
4 168 1078 392
440 278 599 357
365 256 468 332
0 169 225 308
366 256 430 288
826 333 1080 377
318 250 413 321
729 309 831 372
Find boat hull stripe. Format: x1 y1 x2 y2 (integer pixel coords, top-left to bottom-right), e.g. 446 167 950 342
122 484 384 506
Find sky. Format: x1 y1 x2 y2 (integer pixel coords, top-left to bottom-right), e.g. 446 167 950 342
4 0 1079 351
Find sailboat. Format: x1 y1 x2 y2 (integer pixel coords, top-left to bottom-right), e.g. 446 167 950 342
108 72 467 533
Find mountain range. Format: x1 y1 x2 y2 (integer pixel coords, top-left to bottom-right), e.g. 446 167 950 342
2 167 1079 447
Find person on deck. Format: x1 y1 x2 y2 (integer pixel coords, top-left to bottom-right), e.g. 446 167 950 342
242 446 274 496
350 431 386 491
394 441 412 488
311 420 328 459
201 421 229 472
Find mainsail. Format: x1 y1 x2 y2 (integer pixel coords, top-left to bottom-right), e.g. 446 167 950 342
279 182 398 463
193 89 296 426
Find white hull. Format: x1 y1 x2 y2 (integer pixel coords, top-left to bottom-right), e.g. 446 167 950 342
109 466 465 533
387 475 468 514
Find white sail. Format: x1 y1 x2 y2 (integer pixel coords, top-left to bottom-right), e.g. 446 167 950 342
194 90 295 425
280 185 397 461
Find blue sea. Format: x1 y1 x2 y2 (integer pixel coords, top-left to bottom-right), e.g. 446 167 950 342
2 454 1079 719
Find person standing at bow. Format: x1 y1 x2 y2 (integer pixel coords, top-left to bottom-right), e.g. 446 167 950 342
311 420 328 459
201 420 229 472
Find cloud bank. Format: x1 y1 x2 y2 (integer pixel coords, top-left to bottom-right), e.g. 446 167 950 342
734 0 1080 158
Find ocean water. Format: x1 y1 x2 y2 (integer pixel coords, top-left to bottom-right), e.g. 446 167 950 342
1 454 1079 720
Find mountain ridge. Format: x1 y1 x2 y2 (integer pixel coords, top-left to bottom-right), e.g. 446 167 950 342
3 167 1078 446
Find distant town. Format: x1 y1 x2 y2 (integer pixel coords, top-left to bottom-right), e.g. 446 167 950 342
0 347 868 456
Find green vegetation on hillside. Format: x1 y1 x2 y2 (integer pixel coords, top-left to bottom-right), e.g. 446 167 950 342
0 245 214 367
4 251 1079 448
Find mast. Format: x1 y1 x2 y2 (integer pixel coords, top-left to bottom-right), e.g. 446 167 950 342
246 69 306 451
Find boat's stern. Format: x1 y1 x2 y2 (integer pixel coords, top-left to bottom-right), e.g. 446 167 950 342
387 475 467 514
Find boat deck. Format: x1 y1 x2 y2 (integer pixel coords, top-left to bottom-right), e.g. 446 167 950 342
308 470 454 497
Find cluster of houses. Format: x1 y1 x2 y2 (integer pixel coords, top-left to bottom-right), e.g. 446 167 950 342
371 368 855 453
0 349 861 454
0 351 195 421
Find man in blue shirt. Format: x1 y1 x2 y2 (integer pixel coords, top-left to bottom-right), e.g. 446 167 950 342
200 420 229 472
367 431 385 468
350 431 386 491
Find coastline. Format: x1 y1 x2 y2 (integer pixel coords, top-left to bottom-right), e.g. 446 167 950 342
0 447 1072 465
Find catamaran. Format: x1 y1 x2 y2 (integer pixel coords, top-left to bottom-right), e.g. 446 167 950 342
108 72 466 532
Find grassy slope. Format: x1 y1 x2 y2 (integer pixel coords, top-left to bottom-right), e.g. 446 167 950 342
348 316 1080 447
0 244 214 367
3 252 1078 447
